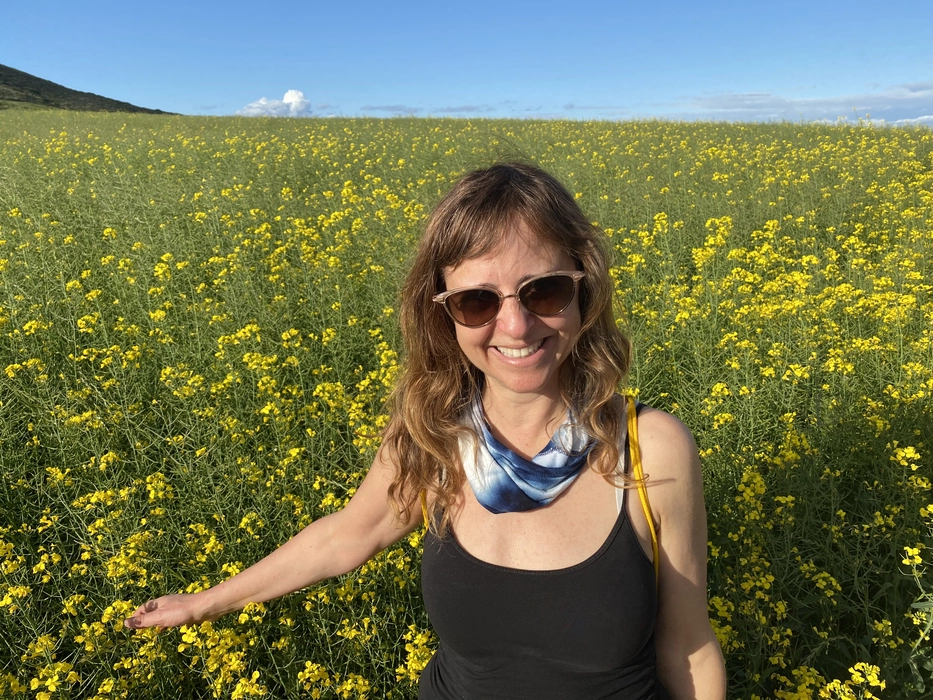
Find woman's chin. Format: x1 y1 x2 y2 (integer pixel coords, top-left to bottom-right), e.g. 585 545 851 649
483 370 561 400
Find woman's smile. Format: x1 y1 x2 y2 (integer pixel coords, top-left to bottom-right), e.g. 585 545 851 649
495 339 544 359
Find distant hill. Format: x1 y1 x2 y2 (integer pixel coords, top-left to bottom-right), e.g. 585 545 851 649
0 64 171 114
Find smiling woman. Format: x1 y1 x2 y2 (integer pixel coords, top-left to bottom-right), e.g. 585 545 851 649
125 161 726 699
387 164 635 526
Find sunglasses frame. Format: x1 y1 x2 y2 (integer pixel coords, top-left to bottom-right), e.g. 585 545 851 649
433 271 585 328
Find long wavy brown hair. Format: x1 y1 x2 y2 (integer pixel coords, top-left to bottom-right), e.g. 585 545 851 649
384 162 632 533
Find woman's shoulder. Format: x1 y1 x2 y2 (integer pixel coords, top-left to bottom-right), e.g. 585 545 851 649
633 402 696 446
630 402 702 490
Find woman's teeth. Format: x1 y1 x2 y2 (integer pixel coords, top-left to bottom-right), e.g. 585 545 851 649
497 340 543 358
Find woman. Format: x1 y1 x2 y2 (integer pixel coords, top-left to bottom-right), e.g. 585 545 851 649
126 162 726 699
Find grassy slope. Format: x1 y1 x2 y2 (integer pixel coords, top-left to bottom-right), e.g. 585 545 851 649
0 63 171 113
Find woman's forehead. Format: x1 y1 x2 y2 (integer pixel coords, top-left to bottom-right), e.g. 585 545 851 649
442 232 572 283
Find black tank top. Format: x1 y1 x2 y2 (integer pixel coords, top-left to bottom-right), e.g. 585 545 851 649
419 431 667 699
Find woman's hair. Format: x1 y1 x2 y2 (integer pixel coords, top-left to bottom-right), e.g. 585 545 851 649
384 161 632 533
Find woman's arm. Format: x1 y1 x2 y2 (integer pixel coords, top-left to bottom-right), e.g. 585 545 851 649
637 408 727 700
124 445 420 629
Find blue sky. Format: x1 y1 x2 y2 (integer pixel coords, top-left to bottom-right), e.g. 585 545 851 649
4 0 932 124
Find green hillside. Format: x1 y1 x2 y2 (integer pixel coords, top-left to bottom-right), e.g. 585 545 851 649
0 63 171 113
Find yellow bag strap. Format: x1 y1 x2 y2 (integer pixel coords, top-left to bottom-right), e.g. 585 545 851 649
420 489 429 530
627 395 660 588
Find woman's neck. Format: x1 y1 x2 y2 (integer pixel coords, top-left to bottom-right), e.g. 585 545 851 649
480 387 567 459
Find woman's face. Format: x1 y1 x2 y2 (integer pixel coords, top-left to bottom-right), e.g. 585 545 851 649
442 221 582 405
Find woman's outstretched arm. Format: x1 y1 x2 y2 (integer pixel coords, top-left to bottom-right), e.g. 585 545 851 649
124 445 420 630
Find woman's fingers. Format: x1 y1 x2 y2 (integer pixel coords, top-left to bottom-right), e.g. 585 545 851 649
124 595 190 629
124 599 158 628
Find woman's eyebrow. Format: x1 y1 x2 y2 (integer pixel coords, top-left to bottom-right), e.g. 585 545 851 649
447 267 570 290
516 268 572 284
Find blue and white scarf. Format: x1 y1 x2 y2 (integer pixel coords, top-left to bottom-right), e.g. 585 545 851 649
462 399 594 514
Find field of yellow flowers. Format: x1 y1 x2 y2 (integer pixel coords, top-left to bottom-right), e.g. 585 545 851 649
0 112 930 699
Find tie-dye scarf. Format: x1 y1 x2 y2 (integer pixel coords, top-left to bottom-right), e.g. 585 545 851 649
462 399 594 514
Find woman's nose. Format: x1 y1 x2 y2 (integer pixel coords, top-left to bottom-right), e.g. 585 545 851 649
496 295 535 336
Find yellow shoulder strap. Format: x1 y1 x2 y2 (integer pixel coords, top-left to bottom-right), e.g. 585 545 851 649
627 396 660 587
420 489 429 530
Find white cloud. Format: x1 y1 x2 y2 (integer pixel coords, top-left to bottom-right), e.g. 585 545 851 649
894 115 933 126
237 90 312 117
681 82 933 123
435 104 495 114
810 114 933 129
360 104 423 115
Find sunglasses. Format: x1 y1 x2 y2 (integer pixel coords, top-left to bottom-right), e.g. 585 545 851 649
433 271 585 328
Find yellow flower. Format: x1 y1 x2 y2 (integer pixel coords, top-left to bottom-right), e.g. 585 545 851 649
902 545 923 566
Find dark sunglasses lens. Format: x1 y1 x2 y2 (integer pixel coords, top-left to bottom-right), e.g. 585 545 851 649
448 289 501 326
520 275 575 315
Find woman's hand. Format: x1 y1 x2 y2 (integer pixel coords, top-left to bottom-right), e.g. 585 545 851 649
123 442 420 633
124 593 212 630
